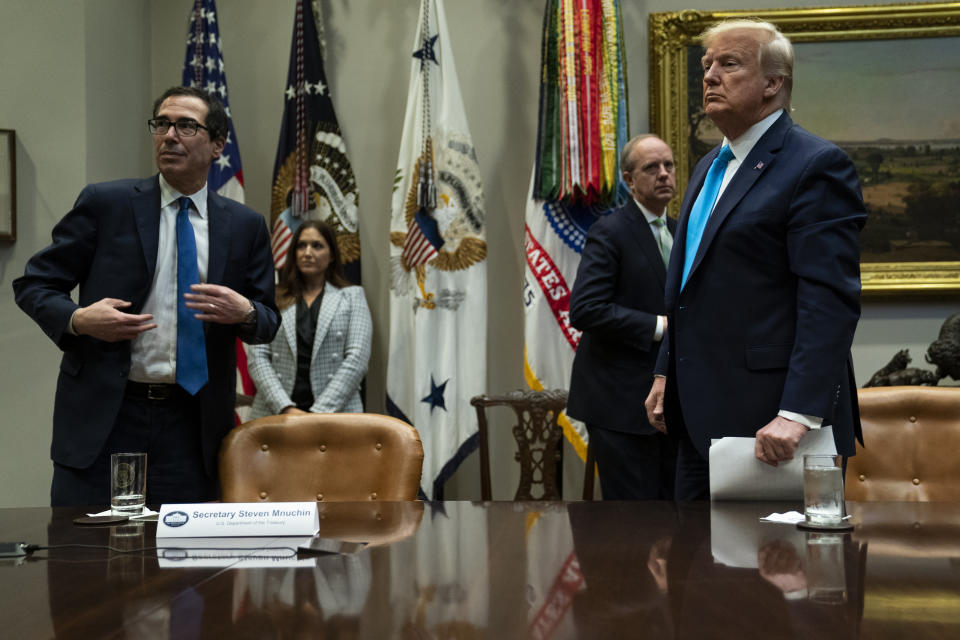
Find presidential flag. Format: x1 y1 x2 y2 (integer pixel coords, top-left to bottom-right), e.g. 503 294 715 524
181 0 254 420
386 0 487 500
524 0 628 459
270 0 360 283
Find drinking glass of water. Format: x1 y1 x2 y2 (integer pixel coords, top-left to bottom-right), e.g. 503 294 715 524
111 452 147 515
803 454 844 526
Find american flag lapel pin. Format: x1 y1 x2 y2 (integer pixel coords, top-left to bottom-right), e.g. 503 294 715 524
754 161 764 170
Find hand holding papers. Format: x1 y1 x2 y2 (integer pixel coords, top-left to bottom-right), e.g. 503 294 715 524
709 426 837 500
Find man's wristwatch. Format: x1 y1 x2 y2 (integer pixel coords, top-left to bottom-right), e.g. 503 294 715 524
242 302 257 326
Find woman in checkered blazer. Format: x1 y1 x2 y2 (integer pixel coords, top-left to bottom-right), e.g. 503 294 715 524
247 220 372 417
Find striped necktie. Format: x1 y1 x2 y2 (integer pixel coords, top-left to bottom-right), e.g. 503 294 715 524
682 145 734 289
175 197 208 395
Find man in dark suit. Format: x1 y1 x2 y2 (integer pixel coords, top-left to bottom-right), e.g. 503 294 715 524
645 20 866 500
15 87 280 506
568 135 678 499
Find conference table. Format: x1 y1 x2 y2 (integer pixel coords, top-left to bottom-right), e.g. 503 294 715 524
1 500 957 639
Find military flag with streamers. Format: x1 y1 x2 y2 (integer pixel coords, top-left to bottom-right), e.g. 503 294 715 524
387 0 487 500
524 0 628 459
270 0 360 283
534 0 628 207
181 0 254 421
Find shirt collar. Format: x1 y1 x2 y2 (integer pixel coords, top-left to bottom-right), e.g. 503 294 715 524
632 198 667 224
723 109 784 163
158 174 208 219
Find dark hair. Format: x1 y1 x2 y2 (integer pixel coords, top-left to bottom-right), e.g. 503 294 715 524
277 220 350 308
152 86 229 141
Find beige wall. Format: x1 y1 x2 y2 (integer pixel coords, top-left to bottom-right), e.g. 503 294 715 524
0 0 952 507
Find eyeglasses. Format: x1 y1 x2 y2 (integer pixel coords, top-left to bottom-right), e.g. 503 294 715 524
147 118 210 137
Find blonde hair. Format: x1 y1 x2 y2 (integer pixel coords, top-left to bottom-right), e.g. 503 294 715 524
701 19 793 110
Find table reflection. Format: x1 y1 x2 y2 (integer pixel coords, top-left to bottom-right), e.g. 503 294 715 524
17 501 960 638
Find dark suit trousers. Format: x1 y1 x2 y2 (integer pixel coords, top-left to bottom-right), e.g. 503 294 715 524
674 427 711 501
588 425 677 500
51 385 217 506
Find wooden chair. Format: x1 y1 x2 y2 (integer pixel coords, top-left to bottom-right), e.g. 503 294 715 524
472 389 593 500
846 386 960 502
219 413 424 502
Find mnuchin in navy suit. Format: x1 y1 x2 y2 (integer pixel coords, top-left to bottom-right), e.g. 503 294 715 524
14 176 280 501
655 112 865 496
569 200 677 499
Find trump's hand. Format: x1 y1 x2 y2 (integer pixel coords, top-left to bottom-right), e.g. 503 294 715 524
184 283 252 325
73 298 156 342
645 377 668 434
755 416 808 466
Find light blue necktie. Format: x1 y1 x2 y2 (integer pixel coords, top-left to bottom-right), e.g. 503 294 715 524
651 216 672 267
681 145 734 289
176 197 208 395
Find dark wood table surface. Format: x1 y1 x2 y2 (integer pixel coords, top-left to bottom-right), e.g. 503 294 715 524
1 500 958 639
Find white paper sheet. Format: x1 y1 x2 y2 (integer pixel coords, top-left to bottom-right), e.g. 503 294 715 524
709 425 837 500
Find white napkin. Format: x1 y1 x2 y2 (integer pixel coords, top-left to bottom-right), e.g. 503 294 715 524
759 511 806 524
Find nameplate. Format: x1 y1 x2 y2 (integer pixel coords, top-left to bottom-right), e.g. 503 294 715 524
156 502 319 538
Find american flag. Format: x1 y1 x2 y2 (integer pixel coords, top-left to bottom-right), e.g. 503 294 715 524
181 0 254 420
401 207 444 270
182 0 245 202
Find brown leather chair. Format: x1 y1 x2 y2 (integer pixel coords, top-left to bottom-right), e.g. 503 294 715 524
472 389 594 500
219 413 424 502
846 386 960 502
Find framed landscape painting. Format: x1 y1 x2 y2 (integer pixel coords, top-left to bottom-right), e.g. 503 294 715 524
649 3 960 294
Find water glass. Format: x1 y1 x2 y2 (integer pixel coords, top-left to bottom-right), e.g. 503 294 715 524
803 454 844 526
111 452 147 515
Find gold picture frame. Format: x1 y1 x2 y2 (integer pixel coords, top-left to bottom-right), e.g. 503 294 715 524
649 3 960 294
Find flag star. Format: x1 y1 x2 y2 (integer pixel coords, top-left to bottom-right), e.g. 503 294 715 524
421 375 449 413
205 80 217 94
225 105 232 117
206 10 216 24
285 85 296 100
215 154 232 171
205 57 216 73
413 34 439 67
218 84 227 98
218 59 224 73
189 54 201 68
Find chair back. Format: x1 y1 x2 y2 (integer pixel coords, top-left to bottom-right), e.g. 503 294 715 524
846 386 960 502
219 413 424 502
471 389 569 500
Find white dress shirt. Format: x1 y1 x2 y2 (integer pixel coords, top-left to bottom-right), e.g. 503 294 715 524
128 175 210 383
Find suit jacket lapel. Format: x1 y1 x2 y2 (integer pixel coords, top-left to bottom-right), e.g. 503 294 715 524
312 285 343 361
684 112 790 288
281 303 297 358
623 201 668 286
206 191 232 285
132 176 161 287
